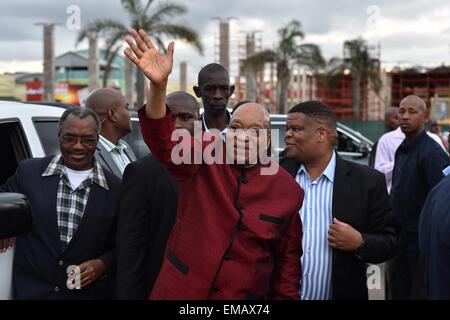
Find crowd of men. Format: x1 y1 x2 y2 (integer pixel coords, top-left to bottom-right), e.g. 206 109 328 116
0 28 449 300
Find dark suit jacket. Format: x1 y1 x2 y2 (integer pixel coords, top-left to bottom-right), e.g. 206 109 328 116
116 154 178 299
95 139 137 178
280 154 398 300
0 156 122 300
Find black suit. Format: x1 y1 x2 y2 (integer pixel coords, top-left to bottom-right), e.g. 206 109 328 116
280 154 398 300
0 156 121 299
116 154 178 299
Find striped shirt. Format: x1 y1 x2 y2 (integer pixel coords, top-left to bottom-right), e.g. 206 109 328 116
295 151 336 300
99 135 132 174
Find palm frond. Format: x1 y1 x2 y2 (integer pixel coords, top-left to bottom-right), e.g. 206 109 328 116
147 2 187 24
121 0 145 17
76 19 128 45
151 23 203 55
294 43 326 71
243 50 277 68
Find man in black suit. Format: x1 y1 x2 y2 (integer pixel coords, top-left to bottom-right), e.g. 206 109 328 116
0 107 121 299
280 101 397 300
116 91 199 299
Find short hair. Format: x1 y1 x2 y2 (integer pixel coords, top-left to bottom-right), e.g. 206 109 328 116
58 107 101 135
288 101 337 131
197 63 229 86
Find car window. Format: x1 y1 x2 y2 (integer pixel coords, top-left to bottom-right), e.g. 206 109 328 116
0 121 31 185
33 120 60 156
271 123 286 152
337 130 360 153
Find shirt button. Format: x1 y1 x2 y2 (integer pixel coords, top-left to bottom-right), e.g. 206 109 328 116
58 260 64 266
54 286 60 292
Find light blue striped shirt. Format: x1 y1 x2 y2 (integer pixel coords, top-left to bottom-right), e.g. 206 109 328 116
296 151 336 300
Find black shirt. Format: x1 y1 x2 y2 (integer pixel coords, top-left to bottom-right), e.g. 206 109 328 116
391 130 450 246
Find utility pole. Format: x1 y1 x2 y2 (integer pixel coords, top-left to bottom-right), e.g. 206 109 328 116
211 17 236 72
88 36 100 92
36 23 59 101
124 48 135 108
180 62 187 92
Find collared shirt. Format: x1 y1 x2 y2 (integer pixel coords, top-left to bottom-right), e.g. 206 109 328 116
391 130 450 245
443 165 450 176
42 154 109 247
201 110 231 138
374 127 405 193
295 151 336 300
99 135 132 174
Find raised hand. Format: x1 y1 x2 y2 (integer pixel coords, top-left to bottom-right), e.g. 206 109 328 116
124 29 174 87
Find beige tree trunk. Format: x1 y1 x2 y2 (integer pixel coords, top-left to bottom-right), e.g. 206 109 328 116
180 62 187 92
124 48 135 108
42 24 55 101
88 36 100 92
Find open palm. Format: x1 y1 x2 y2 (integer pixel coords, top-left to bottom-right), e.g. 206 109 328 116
125 29 174 86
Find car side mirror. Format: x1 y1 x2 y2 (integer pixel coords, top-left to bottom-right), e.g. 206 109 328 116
0 193 32 239
358 142 371 158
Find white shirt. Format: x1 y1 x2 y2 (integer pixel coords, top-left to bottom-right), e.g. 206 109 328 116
202 110 231 138
374 127 405 193
63 166 93 190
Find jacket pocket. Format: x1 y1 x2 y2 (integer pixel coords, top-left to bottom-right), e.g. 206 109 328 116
259 214 285 225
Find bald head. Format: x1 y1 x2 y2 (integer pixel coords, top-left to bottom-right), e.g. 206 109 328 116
230 103 271 130
400 95 427 113
384 106 400 131
84 87 131 142
398 95 428 141
85 88 127 117
166 91 199 112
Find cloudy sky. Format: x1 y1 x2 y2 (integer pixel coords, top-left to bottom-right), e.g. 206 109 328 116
1 0 450 83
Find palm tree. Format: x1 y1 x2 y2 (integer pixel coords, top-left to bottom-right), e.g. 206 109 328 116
76 0 203 106
327 38 381 120
244 20 325 114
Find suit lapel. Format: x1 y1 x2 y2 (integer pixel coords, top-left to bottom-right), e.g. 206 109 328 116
280 156 300 178
122 140 137 162
96 143 122 178
331 155 352 273
64 184 107 252
41 175 64 254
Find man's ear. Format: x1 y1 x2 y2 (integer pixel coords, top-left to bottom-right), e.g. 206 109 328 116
317 127 327 143
107 107 116 122
424 108 430 122
193 86 201 98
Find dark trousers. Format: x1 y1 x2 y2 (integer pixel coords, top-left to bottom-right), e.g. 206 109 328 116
388 242 426 300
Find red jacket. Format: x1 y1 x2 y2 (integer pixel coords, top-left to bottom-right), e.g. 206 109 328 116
139 107 303 300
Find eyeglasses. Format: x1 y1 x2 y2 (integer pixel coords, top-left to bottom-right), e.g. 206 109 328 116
60 134 99 146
